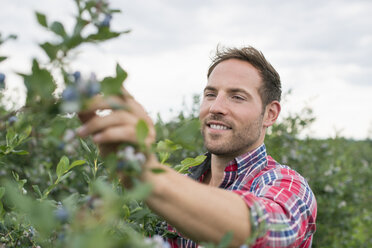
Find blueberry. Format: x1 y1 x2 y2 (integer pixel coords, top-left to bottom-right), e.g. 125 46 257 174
57 142 65 150
57 233 65 241
0 73 5 83
8 116 17 124
0 73 5 89
117 160 127 170
28 226 35 238
86 196 95 210
62 86 79 101
73 71 81 83
100 14 112 27
54 207 69 223
86 81 101 97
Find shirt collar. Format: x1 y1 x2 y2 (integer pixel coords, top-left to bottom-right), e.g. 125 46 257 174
188 143 267 180
235 143 267 176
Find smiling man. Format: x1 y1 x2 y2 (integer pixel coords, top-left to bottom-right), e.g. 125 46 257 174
78 46 317 247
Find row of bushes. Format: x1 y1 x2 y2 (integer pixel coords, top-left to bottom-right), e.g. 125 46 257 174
1 1 371 247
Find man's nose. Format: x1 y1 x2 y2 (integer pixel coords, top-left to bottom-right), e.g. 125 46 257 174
209 94 228 115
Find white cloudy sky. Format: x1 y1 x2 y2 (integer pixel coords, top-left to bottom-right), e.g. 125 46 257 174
1 0 372 139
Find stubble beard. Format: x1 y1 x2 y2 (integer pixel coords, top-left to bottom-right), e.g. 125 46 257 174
202 115 264 157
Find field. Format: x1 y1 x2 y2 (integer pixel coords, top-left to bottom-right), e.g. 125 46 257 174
1 1 371 247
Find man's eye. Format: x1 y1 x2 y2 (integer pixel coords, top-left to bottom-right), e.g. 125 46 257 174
205 93 216 98
232 95 245 101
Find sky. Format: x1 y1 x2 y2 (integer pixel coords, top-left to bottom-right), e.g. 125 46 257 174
1 0 372 139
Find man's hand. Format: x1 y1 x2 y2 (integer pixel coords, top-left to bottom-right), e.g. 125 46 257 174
76 88 156 156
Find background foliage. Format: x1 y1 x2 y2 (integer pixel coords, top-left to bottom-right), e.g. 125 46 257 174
1 1 371 247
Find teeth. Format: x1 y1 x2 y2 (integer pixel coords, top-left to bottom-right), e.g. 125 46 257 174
210 124 229 130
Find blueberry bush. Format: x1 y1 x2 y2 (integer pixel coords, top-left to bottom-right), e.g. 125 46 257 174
1 1 372 247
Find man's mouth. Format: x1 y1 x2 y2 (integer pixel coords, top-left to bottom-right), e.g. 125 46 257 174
209 124 230 130
206 121 232 131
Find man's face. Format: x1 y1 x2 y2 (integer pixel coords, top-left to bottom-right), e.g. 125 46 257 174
199 59 265 157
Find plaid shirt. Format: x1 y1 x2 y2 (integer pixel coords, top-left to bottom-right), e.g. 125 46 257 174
167 144 317 248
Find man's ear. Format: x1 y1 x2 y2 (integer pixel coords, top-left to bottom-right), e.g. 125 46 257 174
263 101 281 128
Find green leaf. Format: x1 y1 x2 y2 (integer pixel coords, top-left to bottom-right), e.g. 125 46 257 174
64 33 84 50
20 126 32 140
32 185 42 198
0 187 5 199
85 28 128 43
151 168 166 174
79 138 91 153
20 59 56 105
156 139 182 164
100 63 127 96
158 152 170 164
50 21 67 38
136 119 149 149
72 18 89 36
156 139 182 152
122 204 130 219
43 183 57 197
12 150 29 155
12 171 19 181
56 171 72 184
35 12 48 27
6 128 16 146
0 56 7 62
0 145 7 152
68 160 86 170
116 63 127 82
170 119 201 149
129 207 152 221
56 156 70 178
5 181 56 238
177 155 207 173
217 231 234 248
40 42 59 61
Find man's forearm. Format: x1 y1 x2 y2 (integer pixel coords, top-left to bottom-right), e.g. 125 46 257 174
143 158 251 246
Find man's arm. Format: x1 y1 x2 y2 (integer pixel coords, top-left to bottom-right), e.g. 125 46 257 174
143 155 251 246
77 92 251 246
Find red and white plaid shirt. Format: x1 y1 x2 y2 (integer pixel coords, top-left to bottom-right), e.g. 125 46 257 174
167 144 317 247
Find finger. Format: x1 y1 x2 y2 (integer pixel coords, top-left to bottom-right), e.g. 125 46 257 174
77 111 137 137
78 111 96 124
93 125 155 148
92 125 137 144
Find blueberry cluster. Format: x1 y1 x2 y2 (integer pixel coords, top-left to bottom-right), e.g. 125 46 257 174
154 221 169 236
60 71 101 113
116 146 146 175
54 204 69 224
0 73 5 90
100 14 112 27
58 129 79 155
8 116 17 125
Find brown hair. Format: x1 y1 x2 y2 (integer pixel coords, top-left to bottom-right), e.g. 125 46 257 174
207 46 281 106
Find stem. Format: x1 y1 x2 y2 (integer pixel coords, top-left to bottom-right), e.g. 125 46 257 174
93 158 98 180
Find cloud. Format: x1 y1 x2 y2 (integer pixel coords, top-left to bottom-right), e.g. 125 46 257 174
1 0 371 139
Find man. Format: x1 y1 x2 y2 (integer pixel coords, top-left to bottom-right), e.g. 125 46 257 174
77 46 317 247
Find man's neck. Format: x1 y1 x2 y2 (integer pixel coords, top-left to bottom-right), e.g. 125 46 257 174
207 154 235 187
211 154 235 171
207 142 265 187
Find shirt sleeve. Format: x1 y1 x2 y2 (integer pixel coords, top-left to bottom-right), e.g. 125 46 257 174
232 167 317 248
